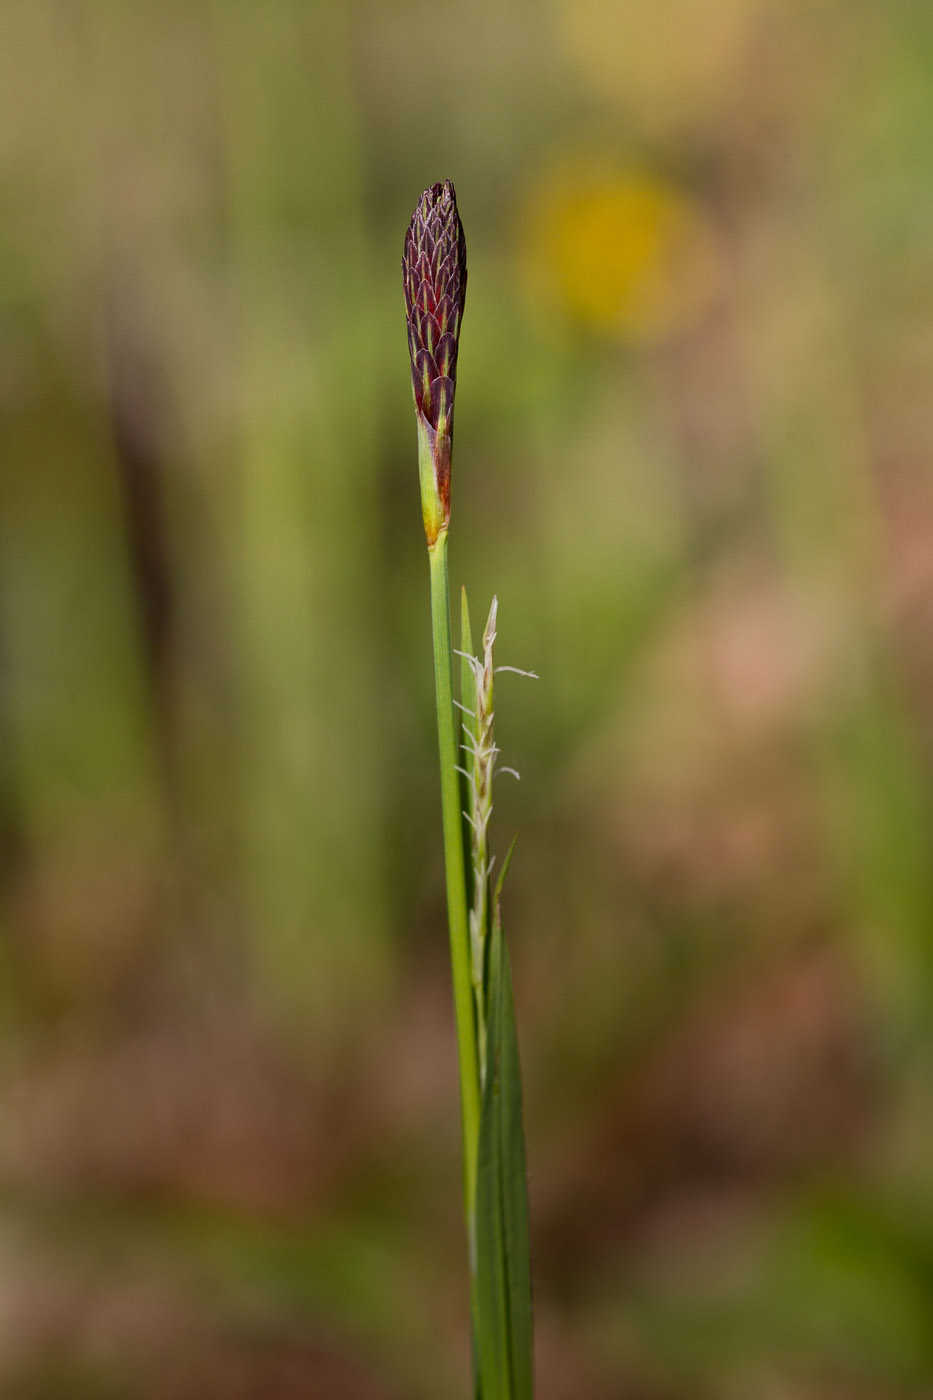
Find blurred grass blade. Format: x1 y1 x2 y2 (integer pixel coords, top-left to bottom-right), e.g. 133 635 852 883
475 862 533 1399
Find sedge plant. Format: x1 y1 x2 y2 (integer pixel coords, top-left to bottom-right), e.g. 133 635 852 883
403 182 534 1398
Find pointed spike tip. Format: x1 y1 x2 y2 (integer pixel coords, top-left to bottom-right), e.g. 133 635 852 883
483 596 499 652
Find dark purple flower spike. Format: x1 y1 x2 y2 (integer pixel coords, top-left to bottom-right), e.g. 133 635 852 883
403 181 467 544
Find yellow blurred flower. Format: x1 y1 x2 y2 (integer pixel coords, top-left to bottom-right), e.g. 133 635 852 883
519 163 721 343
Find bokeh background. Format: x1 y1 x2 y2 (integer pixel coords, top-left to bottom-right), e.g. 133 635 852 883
2 0 933 1395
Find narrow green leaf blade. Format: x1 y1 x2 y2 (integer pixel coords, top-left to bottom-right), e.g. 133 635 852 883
475 892 534 1400
476 1014 510 1395
494 834 519 908
492 899 534 1400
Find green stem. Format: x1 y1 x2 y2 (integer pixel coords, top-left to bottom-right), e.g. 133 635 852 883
428 529 481 1256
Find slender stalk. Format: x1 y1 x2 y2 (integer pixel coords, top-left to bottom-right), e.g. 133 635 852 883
428 528 481 1251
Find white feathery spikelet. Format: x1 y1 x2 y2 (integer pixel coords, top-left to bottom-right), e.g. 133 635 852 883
458 597 536 1084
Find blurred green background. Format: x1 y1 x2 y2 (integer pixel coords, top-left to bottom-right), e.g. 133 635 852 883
1 0 933 1395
